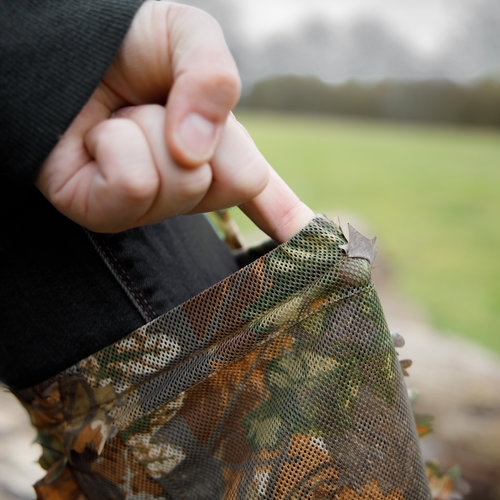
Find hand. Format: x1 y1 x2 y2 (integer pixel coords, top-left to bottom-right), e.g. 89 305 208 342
36 1 313 242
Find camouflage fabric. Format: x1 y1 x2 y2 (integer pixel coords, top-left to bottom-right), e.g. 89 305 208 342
14 215 431 499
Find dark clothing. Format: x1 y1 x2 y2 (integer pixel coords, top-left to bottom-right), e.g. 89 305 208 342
2 0 142 183
0 1 239 389
0 192 238 389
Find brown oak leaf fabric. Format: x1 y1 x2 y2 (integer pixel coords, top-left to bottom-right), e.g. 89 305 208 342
14 216 431 499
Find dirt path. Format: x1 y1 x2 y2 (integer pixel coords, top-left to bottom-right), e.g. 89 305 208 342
372 261 500 499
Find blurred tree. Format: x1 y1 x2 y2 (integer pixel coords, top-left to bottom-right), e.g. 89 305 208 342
241 75 500 127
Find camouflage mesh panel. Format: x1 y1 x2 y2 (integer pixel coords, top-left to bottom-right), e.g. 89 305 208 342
14 215 431 499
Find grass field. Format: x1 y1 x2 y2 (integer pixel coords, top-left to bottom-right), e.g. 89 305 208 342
232 111 500 353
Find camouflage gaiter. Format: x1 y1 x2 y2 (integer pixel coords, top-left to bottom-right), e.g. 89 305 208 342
14 215 431 499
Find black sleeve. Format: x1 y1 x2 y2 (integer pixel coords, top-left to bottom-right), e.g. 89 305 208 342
0 0 241 391
0 0 144 185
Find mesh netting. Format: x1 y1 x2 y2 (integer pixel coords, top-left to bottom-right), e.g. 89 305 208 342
14 215 431 499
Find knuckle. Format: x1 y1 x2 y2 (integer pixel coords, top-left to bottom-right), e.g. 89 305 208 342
172 3 222 34
204 70 241 109
93 118 121 141
126 104 164 122
116 172 158 203
93 119 132 150
97 122 160 202
231 159 270 201
175 165 212 201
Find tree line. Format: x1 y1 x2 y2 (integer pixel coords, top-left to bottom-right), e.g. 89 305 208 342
240 75 500 127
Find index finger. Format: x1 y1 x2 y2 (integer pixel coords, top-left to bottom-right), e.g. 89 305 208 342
239 168 315 243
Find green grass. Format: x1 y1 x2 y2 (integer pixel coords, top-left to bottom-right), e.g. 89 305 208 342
232 111 500 353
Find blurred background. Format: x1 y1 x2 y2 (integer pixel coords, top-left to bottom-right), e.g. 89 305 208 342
1 0 499 498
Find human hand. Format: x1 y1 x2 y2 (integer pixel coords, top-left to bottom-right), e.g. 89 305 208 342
36 1 313 242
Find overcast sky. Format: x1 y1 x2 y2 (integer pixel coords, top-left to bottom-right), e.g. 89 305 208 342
183 0 500 83
235 0 464 54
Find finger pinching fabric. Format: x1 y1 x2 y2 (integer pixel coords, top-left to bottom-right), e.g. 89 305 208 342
14 215 431 499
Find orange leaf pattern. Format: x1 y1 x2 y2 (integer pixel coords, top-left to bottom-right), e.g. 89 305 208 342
14 216 430 499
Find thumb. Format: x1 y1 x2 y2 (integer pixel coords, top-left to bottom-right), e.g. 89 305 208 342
164 5 241 167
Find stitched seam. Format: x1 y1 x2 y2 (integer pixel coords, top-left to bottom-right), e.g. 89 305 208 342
84 230 155 322
39 281 375 426
79 232 366 398
123 254 355 394
109 276 374 425
99 239 157 320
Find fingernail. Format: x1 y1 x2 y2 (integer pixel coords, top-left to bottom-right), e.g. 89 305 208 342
176 113 216 162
